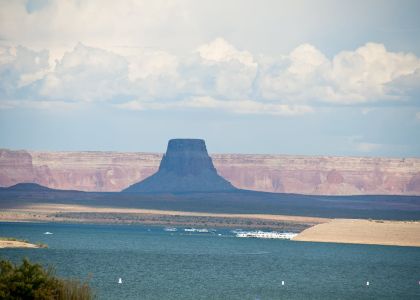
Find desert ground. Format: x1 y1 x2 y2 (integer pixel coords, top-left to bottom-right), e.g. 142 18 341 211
0 203 327 232
0 239 43 249
292 218 420 247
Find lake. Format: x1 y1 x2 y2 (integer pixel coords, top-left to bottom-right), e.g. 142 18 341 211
1 222 419 299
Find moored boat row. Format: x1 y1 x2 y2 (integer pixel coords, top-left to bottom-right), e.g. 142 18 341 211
235 231 297 239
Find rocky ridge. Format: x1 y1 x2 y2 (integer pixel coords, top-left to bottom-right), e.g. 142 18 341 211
1 148 419 195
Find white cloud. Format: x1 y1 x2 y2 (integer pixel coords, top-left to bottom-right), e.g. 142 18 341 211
0 1 190 54
40 43 129 102
127 50 178 81
0 99 81 111
126 50 184 100
259 44 330 102
197 38 256 67
327 43 420 103
260 43 420 104
288 44 329 77
0 45 50 95
1 37 420 114
181 96 312 115
189 38 258 99
116 96 313 116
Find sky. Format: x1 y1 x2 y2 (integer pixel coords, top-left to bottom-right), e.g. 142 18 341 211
0 0 419 156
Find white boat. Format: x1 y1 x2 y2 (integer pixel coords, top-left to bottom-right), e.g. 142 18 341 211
235 231 297 239
184 228 209 233
163 227 178 232
43 232 53 235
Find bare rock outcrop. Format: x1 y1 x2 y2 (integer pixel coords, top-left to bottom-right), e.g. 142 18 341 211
0 148 419 195
0 149 34 186
123 139 235 193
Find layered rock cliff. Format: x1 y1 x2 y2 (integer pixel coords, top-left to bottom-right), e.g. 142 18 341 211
1 148 419 195
123 139 235 192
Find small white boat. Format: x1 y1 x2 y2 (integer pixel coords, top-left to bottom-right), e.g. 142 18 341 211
184 228 209 233
43 232 53 235
118 278 122 284
164 227 177 232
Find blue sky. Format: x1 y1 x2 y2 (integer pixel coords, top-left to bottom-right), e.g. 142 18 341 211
0 0 419 156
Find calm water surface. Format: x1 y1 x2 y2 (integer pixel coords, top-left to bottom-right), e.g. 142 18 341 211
1 222 419 299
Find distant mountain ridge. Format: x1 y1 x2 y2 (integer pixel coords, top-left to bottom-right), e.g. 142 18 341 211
0 182 78 193
0 183 54 192
1 148 419 195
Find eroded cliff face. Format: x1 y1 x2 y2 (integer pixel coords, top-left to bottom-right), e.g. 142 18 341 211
0 149 161 192
0 149 419 195
0 150 35 186
124 139 235 192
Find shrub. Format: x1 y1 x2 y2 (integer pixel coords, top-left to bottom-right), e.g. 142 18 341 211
0 258 94 300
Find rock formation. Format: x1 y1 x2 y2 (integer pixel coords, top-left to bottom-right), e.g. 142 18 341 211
1 148 419 195
123 139 235 193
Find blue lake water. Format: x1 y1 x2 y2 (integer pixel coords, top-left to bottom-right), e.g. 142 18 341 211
1 222 419 299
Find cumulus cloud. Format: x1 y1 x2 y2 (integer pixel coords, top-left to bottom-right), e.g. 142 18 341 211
259 44 330 102
1 37 420 114
39 43 129 102
188 38 258 99
197 38 255 66
259 43 420 104
0 45 49 96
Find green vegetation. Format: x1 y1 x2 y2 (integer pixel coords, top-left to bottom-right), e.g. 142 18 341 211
0 258 95 300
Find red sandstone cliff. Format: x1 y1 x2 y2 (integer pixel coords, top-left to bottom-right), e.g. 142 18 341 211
1 149 419 195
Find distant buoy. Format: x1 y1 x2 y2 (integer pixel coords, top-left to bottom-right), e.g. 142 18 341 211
281 281 284 286
118 278 122 284
366 281 369 286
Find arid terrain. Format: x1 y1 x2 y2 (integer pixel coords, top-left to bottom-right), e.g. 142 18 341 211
0 203 327 231
292 219 420 247
0 238 44 249
1 149 420 195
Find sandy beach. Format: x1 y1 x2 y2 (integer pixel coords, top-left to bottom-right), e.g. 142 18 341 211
0 240 43 249
292 219 420 247
0 203 328 231
1 203 329 222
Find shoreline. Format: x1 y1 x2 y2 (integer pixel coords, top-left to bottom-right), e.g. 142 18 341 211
0 239 45 249
0 203 327 232
1 204 419 247
292 219 420 247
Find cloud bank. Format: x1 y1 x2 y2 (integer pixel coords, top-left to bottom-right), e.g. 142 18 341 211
1 38 419 115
